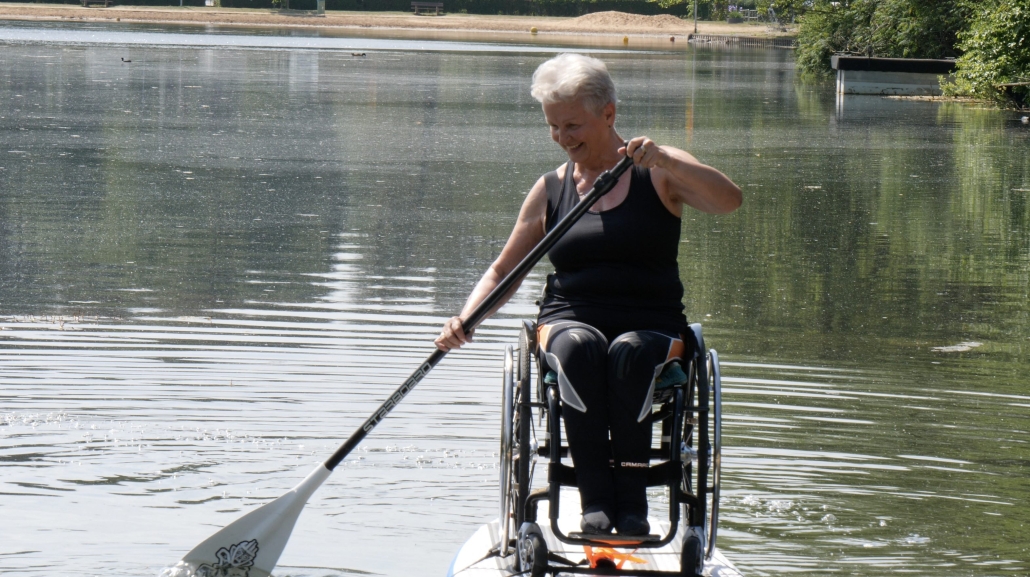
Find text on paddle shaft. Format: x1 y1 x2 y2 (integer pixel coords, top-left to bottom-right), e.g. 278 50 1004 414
362 362 433 432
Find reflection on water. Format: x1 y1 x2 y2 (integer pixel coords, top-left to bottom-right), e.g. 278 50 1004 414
1 23 1028 577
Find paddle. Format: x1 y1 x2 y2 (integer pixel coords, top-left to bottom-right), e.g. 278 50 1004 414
166 154 635 577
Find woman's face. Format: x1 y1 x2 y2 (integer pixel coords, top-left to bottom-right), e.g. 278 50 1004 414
542 98 615 164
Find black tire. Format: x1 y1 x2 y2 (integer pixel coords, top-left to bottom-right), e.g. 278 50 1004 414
680 534 703 577
517 523 548 577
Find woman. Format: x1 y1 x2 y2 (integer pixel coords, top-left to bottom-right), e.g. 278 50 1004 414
436 54 741 536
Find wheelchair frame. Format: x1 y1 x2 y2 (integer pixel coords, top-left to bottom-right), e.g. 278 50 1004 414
498 320 722 577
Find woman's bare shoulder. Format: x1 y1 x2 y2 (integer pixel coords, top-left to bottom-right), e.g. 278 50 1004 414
526 173 550 203
555 162 569 180
512 175 550 236
524 163 566 200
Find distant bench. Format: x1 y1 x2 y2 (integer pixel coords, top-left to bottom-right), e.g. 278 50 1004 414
411 1 443 14
81 0 115 6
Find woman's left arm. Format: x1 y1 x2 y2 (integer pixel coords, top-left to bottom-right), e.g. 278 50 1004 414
621 137 742 214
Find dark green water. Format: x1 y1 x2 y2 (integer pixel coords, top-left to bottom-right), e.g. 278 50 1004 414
1 21 1028 577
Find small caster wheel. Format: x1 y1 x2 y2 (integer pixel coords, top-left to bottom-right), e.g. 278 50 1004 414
517 522 548 577
680 533 703 577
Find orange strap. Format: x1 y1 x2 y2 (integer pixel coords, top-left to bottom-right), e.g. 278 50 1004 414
583 546 647 569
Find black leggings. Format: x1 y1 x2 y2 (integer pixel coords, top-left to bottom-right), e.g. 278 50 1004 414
537 320 684 517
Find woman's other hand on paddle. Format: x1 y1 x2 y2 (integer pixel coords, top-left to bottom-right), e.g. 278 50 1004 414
436 316 473 351
620 137 667 170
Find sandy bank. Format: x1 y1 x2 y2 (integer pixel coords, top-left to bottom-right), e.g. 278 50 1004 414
0 3 795 38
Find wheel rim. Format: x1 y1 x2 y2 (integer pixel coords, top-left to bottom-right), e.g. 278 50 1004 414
518 535 533 569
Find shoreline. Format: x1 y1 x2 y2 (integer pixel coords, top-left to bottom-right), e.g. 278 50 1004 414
0 3 796 39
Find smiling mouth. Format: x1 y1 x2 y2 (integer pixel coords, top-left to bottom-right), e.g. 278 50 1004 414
567 143 584 153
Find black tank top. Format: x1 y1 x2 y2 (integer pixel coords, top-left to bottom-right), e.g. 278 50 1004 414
536 161 688 333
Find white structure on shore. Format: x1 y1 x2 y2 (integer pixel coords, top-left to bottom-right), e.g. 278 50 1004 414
832 55 956 96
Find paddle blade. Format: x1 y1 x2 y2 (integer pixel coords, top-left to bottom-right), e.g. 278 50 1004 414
164 464 331 577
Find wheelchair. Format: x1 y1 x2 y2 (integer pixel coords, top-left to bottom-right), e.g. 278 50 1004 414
497 320 722 577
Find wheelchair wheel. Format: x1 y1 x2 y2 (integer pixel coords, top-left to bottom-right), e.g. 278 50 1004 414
514 324 535 528
498 345 516 556
680 349 712 573
706 349 722 560
517 522 548 577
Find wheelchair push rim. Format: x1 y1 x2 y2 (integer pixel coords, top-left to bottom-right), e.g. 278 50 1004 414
706 349 721 560
498 345 516 557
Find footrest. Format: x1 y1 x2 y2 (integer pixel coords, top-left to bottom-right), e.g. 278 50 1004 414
567 532 661 544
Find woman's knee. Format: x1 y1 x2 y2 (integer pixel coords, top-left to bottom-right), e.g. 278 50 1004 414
539 321 608 364
607 331 684 406
538 321 608 413
608 333 639 381
608 331 666 381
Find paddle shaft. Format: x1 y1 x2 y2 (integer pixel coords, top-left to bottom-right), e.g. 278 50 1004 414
324 155 634 471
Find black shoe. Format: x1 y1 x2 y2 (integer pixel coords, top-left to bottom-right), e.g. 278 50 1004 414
615 513 650 536
580 505 614 534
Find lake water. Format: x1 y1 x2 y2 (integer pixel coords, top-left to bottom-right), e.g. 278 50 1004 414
1 20 1028 577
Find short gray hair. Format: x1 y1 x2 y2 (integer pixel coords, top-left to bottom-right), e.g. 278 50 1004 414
530 53 617 114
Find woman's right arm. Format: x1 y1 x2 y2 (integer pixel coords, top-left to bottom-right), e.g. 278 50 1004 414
435 176 550 351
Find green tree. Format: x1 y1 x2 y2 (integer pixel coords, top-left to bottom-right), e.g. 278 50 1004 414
943 0 1030 105
795 0 877 76
759 0 812 22
648 0 711 14
866 0 969 58
795 0 971 77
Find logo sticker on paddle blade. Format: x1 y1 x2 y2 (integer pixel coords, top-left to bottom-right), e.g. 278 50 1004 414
196 539 260 577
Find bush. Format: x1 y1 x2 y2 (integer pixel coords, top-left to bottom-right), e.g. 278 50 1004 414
943 0 1030 105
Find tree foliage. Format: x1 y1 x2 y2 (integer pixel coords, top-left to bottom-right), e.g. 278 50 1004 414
759 0 812 22
795 0 972 77
943 0 1030 105
794 0 1030 104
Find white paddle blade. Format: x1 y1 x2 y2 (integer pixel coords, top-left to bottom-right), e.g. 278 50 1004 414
166 464 332 577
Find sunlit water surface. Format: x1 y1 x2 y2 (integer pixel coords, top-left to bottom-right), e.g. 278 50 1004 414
1 20 1029 577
